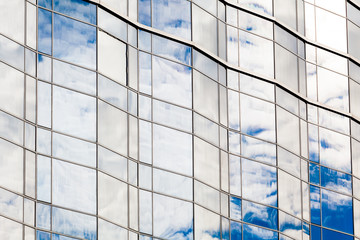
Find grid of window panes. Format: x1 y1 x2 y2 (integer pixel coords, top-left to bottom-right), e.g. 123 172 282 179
0 0 359 240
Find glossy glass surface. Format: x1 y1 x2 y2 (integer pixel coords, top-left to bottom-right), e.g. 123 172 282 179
54 0 96 24
242 159 277 206
242 200 278 230
38 8 52 55
153 56 192 108
152 0 191 40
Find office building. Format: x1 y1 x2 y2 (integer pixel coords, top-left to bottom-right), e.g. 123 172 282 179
0 0 359 239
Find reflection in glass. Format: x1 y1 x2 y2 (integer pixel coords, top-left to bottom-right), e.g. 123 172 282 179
241 94 275 142
310 185 320 225
279 211 302 240
229 155 241 196
242 159 277 207
192 5 217 55
38 8 52 55
53 132 96 167
239 30 274 78
193 70 219 122
153 99 192 132
309 162 319 185
54 14 96 69
98 100 128 155
321 189 353 234
240 74 274 102
139 0 151 26
152 34 191 65
153 168 192 200
53 59 96 95
98 218 127 240
194 137 219 189
230 196 242 221
54 0 96 24
37 155 51 202
239 10 273 39
36 203 50 230
139 190 152 234
278 170 301 218
38 54 51 82
52 207 97 240
98 146 127 181
98 74 127 111
321 166 352 195
153 124 192 176
98 31 126 84
319 127 351 173
139 51 152 95
243 223 278 239
53 86 96 141
53 160 96 214
0 188 23 221
241 135 277 165
195 205 220 240
98 172 128 226
152 0 191 40
194 181 220 213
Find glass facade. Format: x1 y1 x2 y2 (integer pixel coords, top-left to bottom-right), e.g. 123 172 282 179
0 0 359 239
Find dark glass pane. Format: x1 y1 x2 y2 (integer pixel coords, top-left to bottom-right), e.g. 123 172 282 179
242 200 278 230
321 189 353 234
53 14 96 69
322 228 353 240
38 8 52 55
310 225 320 240
54 0 96 24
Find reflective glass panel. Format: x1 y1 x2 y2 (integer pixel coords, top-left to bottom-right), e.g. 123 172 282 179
152 0 191 40
321 189 353 234
195 205 220 240
153 194 193 239
52 207 97 240
153 56 192 108
241 135 277 165
54 0 96 24
278 170 301 218
321 166 352 195
53 86 96 141
242 200 278 230
153 124 192 176
242 159 277 207
38 8 52 55
54 14 96 69
53 160 96 214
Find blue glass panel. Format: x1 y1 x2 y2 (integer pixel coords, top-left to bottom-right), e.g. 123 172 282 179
139 0 151 26
152 34 191 65
52 207 97 240
39 0 52 9
54 0 96 24
53 14 96 69
322 228 353 240
222 217 230 240
310 185 321 225
321 189 353 234
320 166 352 195
309 162 320 185
241 135 277 165
242 200 278 230
310 225 320 240
37 155 51 202
308 124 319 163
243 224 278 240
152 0 191 40
38 9 52 55
230 196 242 221
37 231 51 240
242 159 277 207
230 221 242 240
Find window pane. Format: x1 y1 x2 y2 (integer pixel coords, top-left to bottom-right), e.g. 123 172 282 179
54 14 96 69
152 0 191 40
54 0 96 24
